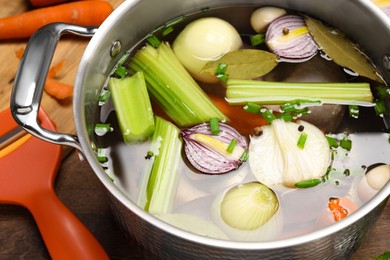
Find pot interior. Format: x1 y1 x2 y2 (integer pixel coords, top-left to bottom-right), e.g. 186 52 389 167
74 0 390 250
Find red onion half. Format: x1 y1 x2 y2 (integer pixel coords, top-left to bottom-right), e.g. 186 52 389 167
181 123 248 174
265 15 318 61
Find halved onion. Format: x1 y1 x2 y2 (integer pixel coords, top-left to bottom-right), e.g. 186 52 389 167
181 122 248 174
265 15 318 61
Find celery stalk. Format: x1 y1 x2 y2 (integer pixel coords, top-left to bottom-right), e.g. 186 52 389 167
109 71 155 143
226 79 374 106
130 42 227 127
137 116 182 215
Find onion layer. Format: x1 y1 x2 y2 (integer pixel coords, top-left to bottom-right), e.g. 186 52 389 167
181 122 248 174
265 15 318 61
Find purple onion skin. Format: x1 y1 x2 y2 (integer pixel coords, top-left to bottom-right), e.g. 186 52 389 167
181 123 248 175
266 15 318 61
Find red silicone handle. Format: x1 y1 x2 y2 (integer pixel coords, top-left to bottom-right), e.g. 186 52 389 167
26 189 109 260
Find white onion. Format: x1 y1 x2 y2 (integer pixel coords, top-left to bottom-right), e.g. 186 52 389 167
250 7 287 33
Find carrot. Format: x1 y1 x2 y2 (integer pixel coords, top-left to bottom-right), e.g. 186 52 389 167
328 197 357 222
45 78 74 100
0 1 113 39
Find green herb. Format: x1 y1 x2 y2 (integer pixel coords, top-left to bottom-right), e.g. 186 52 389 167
348 105 360 118
340 136 352 151
162 26 174 37
240 149 249 162
326 135 339 148
147 34 161 48
243 102 261 114
98 90 111 103
297 132 308 149
226 139 238 153
94 123 113 136
145 151 154 160
137 117 182 215
164 15 185 28
374 252 390 260
280 99 321 113
295 178 322 188
109 71 155 143
215 63 228 82
260 107 277 124
130 42 227 127
250 33 265 47
97 148 108 163
374 99 386 116
113 65 128 78
276 113 294 122
226 79 374 106
209 118 220 135
201 49 277 80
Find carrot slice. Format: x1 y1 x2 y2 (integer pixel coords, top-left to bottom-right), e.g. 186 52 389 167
45 78 74 100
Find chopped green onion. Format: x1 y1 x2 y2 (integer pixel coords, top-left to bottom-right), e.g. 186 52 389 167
240 149 249 162
137 117 182 215
280 99 321 113
276 113 294 122
97 148 108 163
209 118 220 135
297 132 308 149
130 42 227 127
260 107 277 124
374 100 386 116
226 139 238 153
226 79 374 106
94 123 113 136
295 178 322 188
326 135 339 148
375 85 390 99
215 63 228 82
162 26 174 37
109 71 155 143
250 33 265 47
98 90 111 103
243 102 261 114
348 105 359 118
113 65 128 78
147 34 161 48
340 136 352 151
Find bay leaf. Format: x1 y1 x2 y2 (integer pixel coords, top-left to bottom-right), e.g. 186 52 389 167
305 16 383 83
200 49 278 79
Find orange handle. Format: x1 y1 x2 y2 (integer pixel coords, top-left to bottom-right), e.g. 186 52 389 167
26 189 109 260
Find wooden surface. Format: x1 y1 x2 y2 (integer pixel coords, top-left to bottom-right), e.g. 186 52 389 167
0 0 389 259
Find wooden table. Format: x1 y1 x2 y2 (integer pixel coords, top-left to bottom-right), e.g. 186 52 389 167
0 1 389 259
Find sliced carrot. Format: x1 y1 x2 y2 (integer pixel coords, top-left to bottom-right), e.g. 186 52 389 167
0 1 113 39
45 78 74 100
15 47 25 59
47 60 66 78
328 197 357 221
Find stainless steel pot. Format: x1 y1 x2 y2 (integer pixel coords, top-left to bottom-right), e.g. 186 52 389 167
10 0 390 259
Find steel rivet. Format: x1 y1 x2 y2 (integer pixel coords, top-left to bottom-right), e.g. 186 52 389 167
383 54 390 71
110 40 122 57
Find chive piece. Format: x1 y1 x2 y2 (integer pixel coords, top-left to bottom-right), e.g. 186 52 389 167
97 148 108 163
260 107 277 124
226 139 238 153
95 123 113 136
147 34 161 48
295 178 322 188
215 63 228 82
348 105 359 118
250 33 265 47
162 26 174 37
243 102 261 114
209 118 220 135
374 100 386 116
137 117 182 215
130 42 227 127
109 71 155 143
226 79 374 106
340 137 352 151
326 135 339 148
98 90 111 103
240 149 249 162
297 132 308 149
280 99 321 113
276 113 293 122
114 65 128 78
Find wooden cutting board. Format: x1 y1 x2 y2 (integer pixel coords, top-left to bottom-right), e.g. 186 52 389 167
0 0 123 154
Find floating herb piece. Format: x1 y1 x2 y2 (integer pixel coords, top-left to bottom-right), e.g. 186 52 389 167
305 16 383 83
209 118 220 135
147 34 161 48
215 63 228 82
348 105 360 118
295 178 322 188
297 132 308 149
201 49 278 79
250 33 265 47
340 136 352 151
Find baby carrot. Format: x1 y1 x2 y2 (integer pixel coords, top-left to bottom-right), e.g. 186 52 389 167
0 1 113 40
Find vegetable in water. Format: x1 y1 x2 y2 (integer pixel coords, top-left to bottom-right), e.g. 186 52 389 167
137 117 182 215
172 17 243 83
249 119 332 187
130 42 227 127
265 15 318 61
358 164 390 202
181 122 248 174
109 71 155 143
226 79 374 106
250 7 287 33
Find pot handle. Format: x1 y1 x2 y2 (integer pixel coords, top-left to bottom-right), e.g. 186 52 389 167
10 23 97 152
